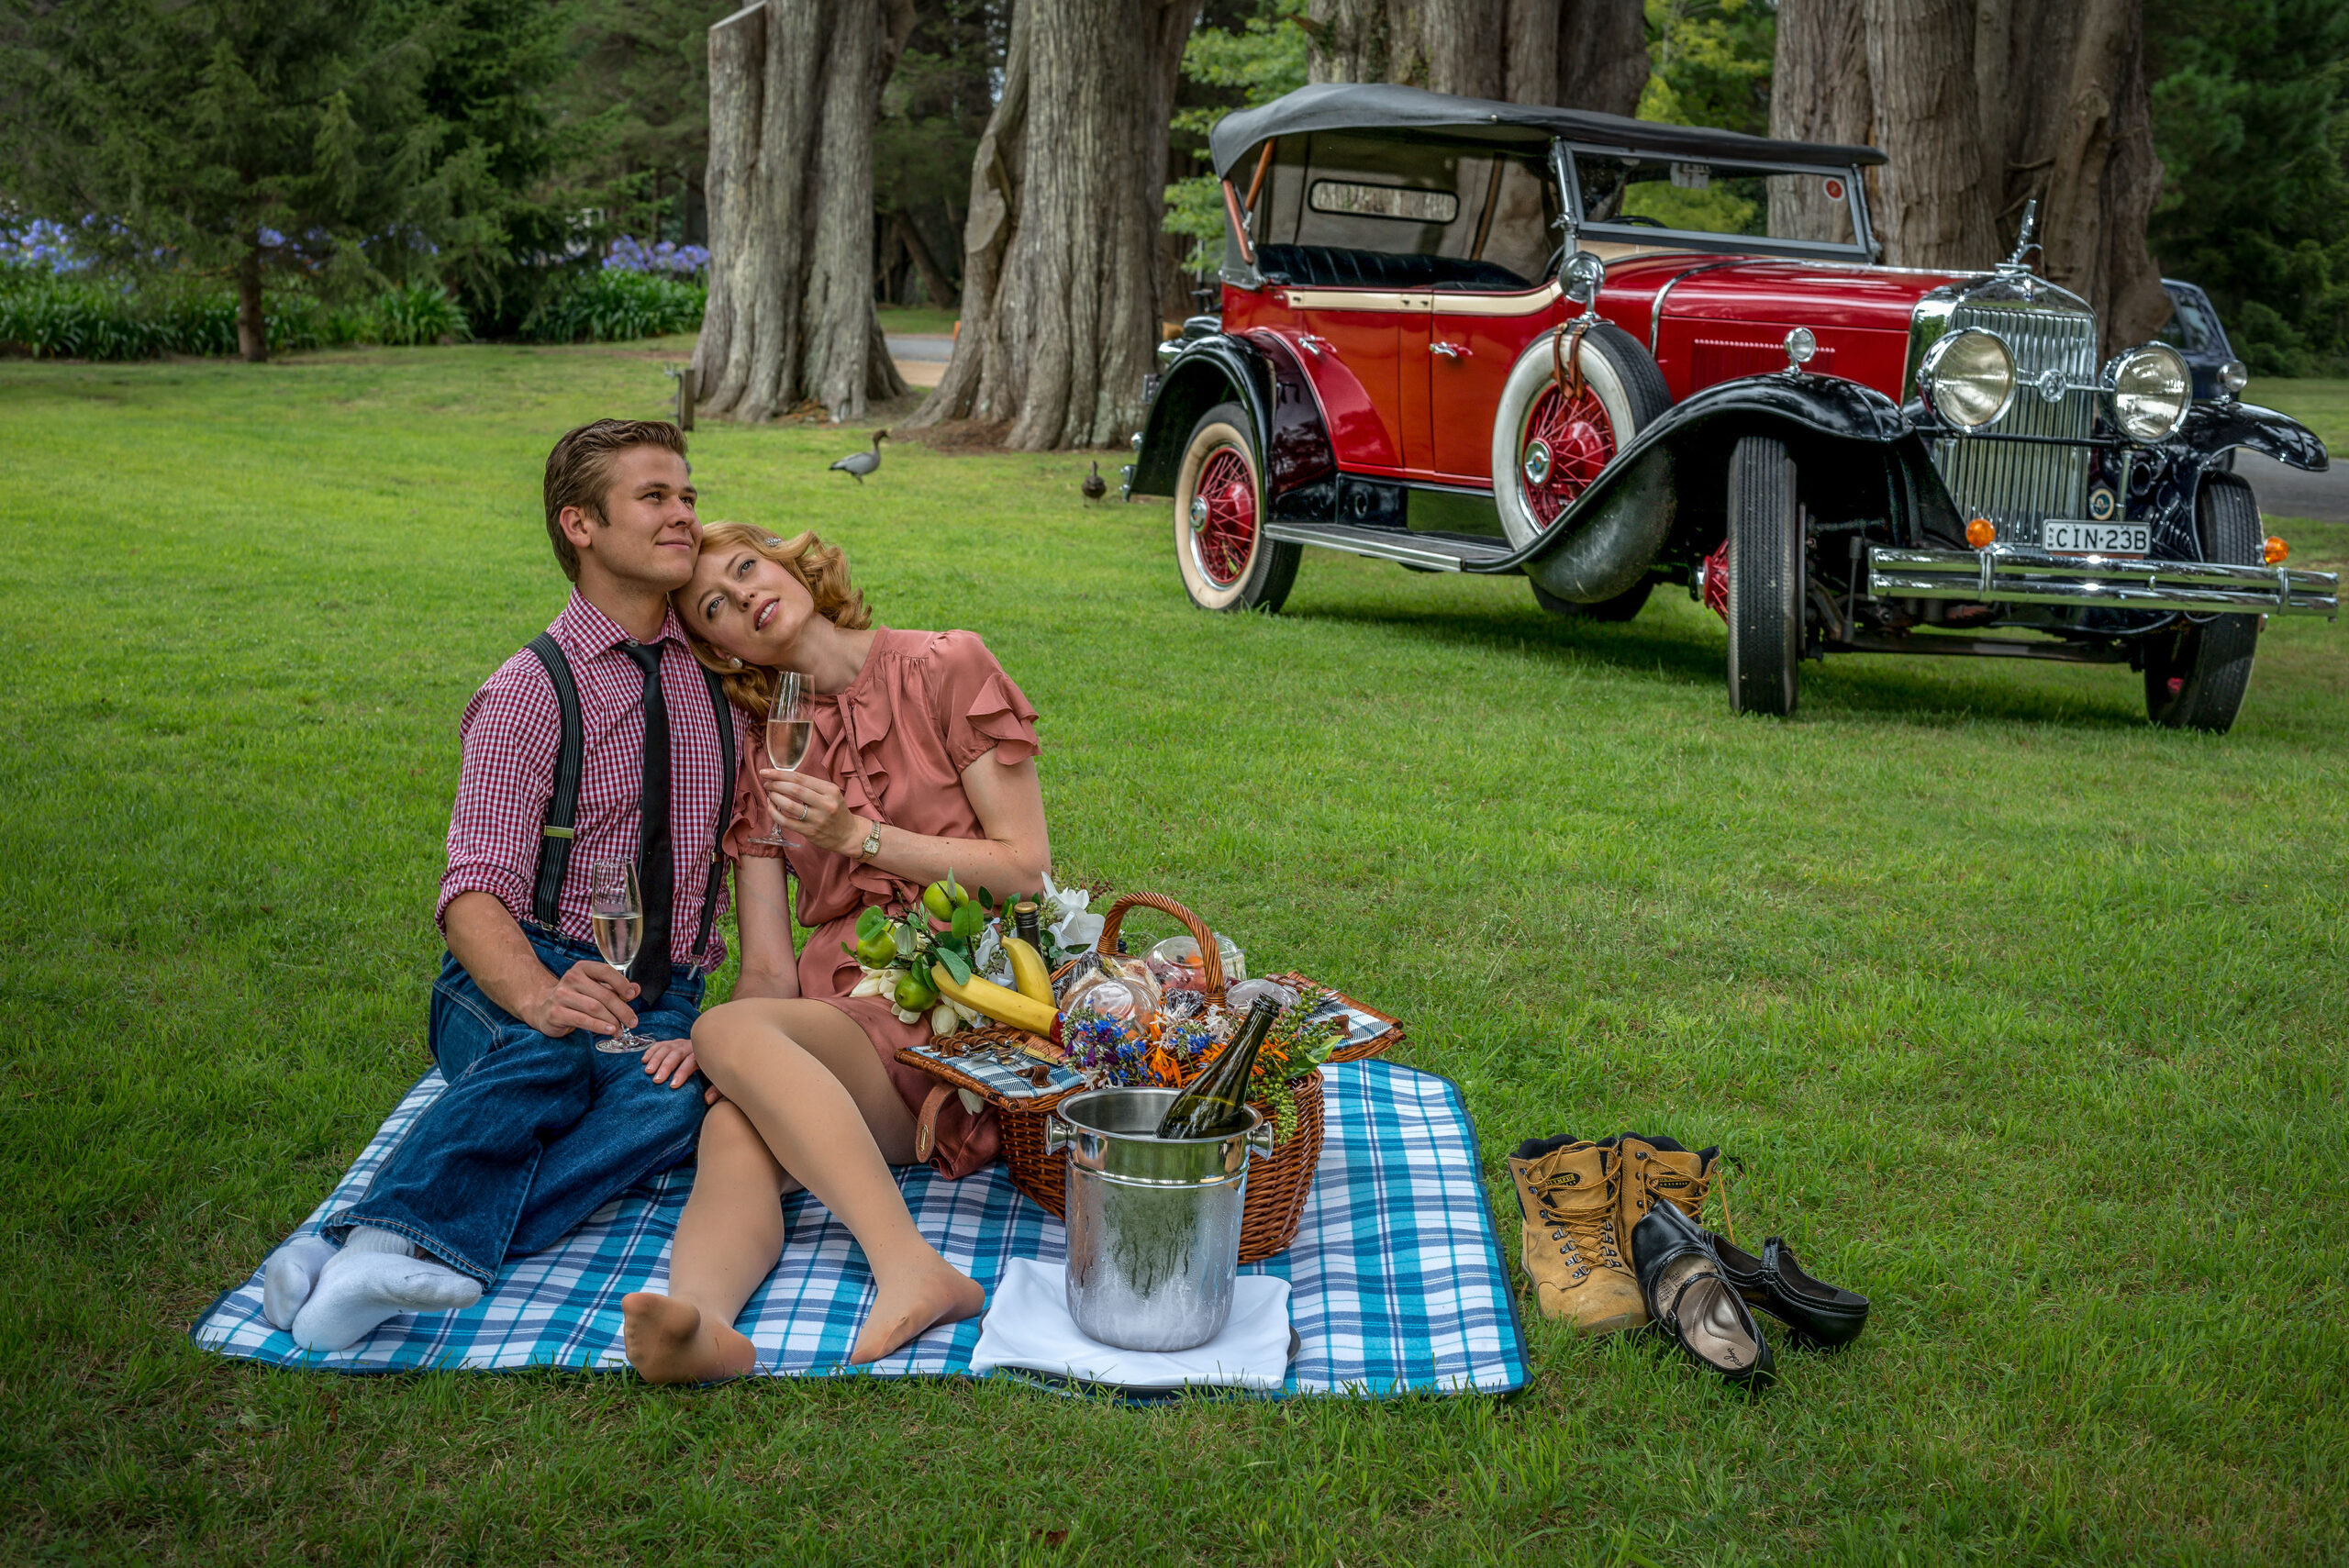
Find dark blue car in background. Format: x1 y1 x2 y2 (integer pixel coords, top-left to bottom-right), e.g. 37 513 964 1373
2160 278 2250 403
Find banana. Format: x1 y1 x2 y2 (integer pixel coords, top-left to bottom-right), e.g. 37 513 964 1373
931 962 1060 1040
1001 936 1054 1006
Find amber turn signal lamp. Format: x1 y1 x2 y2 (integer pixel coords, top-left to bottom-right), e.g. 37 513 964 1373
1965 517 1997 549
2264 536 2289 564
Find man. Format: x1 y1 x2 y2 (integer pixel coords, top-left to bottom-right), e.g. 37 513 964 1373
265 418 739 1351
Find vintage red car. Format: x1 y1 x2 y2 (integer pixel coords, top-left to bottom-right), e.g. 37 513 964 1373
1125 83 2339 730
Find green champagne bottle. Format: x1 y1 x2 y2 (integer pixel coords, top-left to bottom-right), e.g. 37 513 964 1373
1154 996 1282 1140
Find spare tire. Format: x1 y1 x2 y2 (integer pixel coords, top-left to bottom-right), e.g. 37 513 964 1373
1490 319 1672 551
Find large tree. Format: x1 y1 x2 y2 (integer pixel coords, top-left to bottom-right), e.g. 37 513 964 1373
0 0 518 361
695 0 918 423
1771 0 2168 348
904 0 1193 450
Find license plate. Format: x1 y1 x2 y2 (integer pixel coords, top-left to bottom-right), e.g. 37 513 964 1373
2043 521 2148 556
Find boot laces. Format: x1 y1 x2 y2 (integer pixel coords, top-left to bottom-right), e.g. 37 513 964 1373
1533 1175 1624 1273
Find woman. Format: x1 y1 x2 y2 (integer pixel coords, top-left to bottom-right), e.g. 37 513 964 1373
620 523 1049 1381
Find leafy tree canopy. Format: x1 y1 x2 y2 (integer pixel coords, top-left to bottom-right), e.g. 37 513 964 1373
0 0 593 348
2145 0 2349 374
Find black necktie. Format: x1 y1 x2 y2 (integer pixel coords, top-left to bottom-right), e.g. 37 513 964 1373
620 640 673 1006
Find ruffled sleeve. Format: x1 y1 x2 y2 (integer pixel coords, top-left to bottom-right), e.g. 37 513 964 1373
721 717 785 862
930 629 1041 773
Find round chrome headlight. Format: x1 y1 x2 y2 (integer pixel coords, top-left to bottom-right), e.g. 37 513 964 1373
2103 343 2190 441
1918 328 2017 429
2220 358 2249 396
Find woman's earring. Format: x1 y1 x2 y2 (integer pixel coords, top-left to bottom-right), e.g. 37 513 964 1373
729 655 742 666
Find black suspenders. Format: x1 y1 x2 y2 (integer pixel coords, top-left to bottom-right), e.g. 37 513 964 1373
524 634 736 963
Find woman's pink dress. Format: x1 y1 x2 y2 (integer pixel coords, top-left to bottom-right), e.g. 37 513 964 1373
724 628 1041 1178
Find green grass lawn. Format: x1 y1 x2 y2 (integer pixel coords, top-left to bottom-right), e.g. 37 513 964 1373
5 342 2346 1565
877 304 961 338
2251 377 2349 453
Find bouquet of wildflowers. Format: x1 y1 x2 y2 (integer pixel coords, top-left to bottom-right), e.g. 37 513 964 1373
1060 984 1349 1140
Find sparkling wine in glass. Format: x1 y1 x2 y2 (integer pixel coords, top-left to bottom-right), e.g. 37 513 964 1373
752 669 812 849
586 859 652 1054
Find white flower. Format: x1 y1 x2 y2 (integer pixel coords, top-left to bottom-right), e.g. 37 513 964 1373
1041 873 1104 953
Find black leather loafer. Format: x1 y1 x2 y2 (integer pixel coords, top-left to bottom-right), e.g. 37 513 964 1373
1710 1232 1870 1349
1632 1200 1775 1388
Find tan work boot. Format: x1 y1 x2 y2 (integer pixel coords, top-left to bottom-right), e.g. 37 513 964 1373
1508 1135 1647 1334
1617 1134 1720 1264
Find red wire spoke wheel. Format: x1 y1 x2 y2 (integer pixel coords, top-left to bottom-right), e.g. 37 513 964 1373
1516 379 1619 531
1191 444 1258 586
1489 321 1668 557
1172 401 1300 614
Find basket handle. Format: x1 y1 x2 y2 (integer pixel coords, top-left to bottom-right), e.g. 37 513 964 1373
1092 891 1225 1001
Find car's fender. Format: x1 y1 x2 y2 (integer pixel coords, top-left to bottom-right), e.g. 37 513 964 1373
2180 400 2329 472
1127 335 1338 498
1464 371 1948 589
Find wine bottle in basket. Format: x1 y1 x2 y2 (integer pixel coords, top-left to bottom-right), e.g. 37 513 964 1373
1013 900 1043 949
1154 996 1281 1140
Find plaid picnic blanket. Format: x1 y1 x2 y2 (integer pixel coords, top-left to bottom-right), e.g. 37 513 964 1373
190 1060 1529 1396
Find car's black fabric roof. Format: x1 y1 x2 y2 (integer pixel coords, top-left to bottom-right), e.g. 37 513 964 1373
1208 83 1887 178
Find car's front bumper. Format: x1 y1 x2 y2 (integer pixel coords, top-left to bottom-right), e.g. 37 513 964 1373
1867 545 2339 619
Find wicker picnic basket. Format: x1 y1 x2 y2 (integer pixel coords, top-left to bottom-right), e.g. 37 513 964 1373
904 891 1401 1263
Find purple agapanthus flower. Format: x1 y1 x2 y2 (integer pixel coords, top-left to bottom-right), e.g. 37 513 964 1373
602 235 710 278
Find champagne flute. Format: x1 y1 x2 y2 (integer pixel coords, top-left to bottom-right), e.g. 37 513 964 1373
586 859 652 1054
751 669 811 849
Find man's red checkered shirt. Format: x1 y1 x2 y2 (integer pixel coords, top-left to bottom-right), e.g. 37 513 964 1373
438 591 737 972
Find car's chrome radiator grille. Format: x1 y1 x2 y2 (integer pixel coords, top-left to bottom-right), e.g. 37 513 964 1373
1931 304 2099 544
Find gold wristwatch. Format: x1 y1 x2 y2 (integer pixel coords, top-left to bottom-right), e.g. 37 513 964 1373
856 818 883 860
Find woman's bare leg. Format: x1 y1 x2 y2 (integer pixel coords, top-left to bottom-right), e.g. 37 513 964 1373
687 999 983 1363
623 1102 797 1384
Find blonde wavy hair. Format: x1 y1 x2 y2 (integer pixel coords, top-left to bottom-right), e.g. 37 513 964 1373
681 522 873 712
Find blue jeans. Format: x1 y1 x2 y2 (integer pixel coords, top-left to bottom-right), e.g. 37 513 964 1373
328 929 710 1285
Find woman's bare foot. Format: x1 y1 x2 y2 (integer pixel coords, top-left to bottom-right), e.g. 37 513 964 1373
623 1291 758 1385
849 1264 985 1364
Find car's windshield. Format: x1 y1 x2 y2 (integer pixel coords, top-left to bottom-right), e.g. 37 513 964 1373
2158 288 2225 355
1568 149 1872 260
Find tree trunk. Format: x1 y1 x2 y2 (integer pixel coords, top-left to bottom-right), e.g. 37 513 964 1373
1768 0 1870 242
694 0 915 424
906 0 1188 450
1861 0 1996 271
1309 0 1637 109
1552 0 1648 115
1304 1 1500 96
890 210 955 308
235 239 266 363
1997 0 2168 347
1772 0 2164 346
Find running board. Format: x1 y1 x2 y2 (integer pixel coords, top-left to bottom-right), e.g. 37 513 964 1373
1263 522 1519 573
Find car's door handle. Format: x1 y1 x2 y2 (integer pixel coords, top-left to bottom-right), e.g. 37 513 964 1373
1297 333 1330 357
1431 341 1470 358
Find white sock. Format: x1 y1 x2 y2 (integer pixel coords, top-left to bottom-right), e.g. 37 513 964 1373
261 1236 339 1330
289 1242 482 1351
341 1225 418 1257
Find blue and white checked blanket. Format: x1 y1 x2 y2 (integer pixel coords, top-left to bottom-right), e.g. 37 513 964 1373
191 1060 1528 1396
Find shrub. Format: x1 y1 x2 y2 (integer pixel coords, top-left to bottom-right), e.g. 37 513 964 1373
0 269 473 359
520 267 706 343
360 283 471 346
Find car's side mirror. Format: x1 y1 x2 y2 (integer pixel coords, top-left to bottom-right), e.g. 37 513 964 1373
1562 250 1606 310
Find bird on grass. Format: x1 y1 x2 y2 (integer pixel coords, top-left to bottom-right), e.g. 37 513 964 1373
1081 460 1108 503
829 429 888 484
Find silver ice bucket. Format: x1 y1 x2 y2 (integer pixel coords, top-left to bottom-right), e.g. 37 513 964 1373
1044 1085 1275 1351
